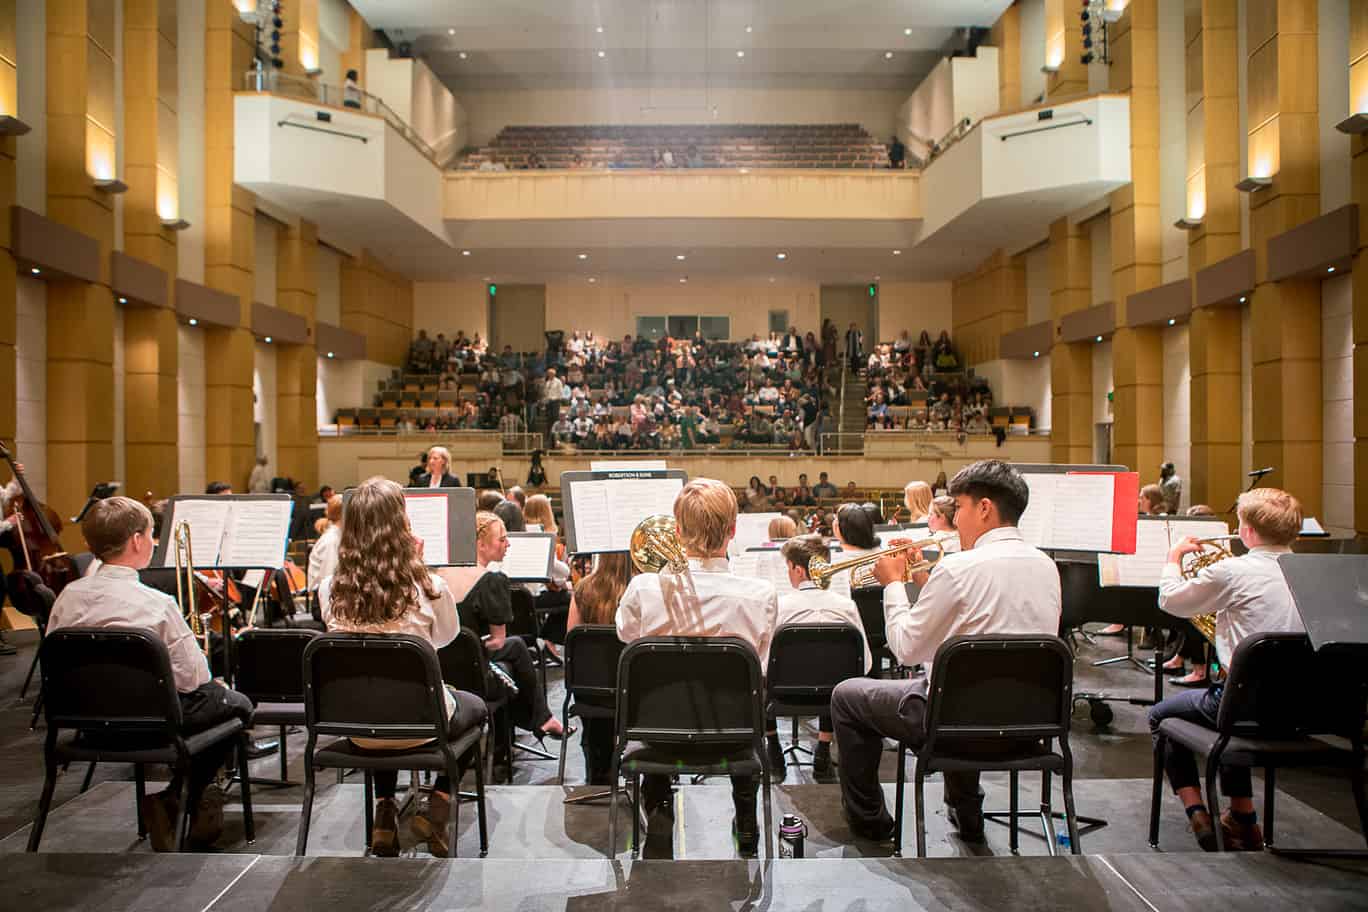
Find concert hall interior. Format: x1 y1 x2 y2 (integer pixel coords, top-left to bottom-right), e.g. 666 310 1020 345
4 0 1368 909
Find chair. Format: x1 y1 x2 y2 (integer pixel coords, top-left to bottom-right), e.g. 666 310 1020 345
297 633 488 857
608 637 774 858
438 628 513 782
894 635 1080 858
27 627 255 852
1148 632 1368 853
766 622 865 766
234 628 319 787
853 588 897 676
556 625 625 799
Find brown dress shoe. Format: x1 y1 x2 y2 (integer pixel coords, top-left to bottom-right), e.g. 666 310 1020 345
1189 809 1218 852
190 785 225 848
371 797 401 857
141 789 179 852
412 790 452 857
1220 811 1264 851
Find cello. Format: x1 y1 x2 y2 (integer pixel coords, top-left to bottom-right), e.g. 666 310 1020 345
0 442 80 614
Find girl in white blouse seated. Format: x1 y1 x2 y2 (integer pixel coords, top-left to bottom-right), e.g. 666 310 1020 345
319 476 486 858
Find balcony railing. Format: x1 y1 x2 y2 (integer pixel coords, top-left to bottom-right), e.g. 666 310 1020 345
242 68 439 164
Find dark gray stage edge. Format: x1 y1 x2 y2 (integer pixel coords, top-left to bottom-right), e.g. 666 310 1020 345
7 852 1368 912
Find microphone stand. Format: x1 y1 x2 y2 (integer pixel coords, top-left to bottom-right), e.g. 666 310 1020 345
1226 469 1272 515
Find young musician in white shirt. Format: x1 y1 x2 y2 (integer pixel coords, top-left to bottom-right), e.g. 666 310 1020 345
1149 487 1305 852
830 460 1061 843
764 534 870 782
616 478 780 858
46 496 255 852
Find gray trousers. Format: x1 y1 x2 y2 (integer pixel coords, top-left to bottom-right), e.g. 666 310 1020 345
830 676 984 831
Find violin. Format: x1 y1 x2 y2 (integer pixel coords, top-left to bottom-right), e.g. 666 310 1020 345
0 442 80 612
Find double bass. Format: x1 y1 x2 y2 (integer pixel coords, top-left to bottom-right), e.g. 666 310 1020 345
0 442 81 615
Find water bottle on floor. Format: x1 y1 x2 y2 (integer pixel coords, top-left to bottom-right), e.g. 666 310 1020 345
779 814 807 858
1056 829 1071 851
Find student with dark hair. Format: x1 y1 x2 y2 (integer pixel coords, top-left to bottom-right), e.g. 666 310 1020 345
833 502 879 553
829 460 1060 844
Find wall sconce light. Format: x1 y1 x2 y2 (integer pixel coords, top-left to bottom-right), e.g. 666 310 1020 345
161 218 191 231
304 67 323 77
1173 216 1204 230
1235 175 1272 193
1335 113 1368 135
0 115 31 136
94 178 129 194
1040 64 1060 74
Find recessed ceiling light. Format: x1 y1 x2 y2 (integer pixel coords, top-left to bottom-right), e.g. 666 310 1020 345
904 27 912 36
461 249 471 256
1328 266 1336 273
874 275 881 281
597 50 606 58
327 351 335 358
118 296 127 304
884 51 894 60
596 25 604 33
447 28 455 35
458 51 467 59
745 25 753 33
1095 335 1103 342
775 252 787 260
578 253 589 260
1033 350 1040 358
29 267 39 275
588 277 597 283
679 277 688 283
1168 318 1176 326
676 254 686 260
264 336 273 343
1239 295 1247 303
736 50 745 58
188 317 198 326
892 249 901 255
769 277 775 283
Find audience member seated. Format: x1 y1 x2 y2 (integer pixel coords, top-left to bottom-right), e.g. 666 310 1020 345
318 477 486 858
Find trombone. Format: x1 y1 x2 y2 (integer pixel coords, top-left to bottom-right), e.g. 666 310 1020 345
809 532 957 590
172 520 212 659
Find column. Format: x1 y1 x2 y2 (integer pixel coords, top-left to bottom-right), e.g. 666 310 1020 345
1188 0 1246 512
204 1 256 491
277 220 318 489
1247 0 1322 516
951 250 1026 367
46 0 116 547
991 3 1022 112
341 250 413 367
278 0 320 77
1049 217 1092 464
1110 0 1166 475
123 0 179 499
0 0 16 451
1353 2 1368 532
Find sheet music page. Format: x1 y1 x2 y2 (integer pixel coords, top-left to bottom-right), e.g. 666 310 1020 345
1099 519 1171 587
731 513 781 555
604 477 685 549
733 550 853 598
500 535 555 580
1017 474 1059 548
220 500 292 568
404 492 450 566
240 569 267 589
569 480 613 552
1049 474 1116 551
1172 519 1234 546
162 499 231 567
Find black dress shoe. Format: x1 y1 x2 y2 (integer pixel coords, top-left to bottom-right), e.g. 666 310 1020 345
642 801 675 859
946 801 985 843
733 798 760 856
812 741 836 783
246 738 279 760
767 736 786 781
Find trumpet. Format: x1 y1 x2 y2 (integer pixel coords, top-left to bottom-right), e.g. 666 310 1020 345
629 514 690 574
1179 534 1239 649
809 532 956 590
172 520 211 659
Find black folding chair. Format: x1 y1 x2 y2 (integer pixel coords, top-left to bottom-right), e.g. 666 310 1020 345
895 635 1080 858
438 628 514 783
853 588 898 677
1149 632 1368 854
233 628 319 787
557 624 625 803
297 633 488 857
27 627 255 852
507 586 556 759
608 636 774 858
766 622 865 766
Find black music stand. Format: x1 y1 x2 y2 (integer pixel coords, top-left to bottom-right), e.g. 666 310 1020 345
1268 554 1368 859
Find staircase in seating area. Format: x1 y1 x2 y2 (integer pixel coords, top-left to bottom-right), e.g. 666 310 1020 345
840 374 868 438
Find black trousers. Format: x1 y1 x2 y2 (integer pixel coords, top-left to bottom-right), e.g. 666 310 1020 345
370 689 487 798
486 638 552 735
641 743 759 811
1148 684 1251 798
164 682 254 804
533 589 572 644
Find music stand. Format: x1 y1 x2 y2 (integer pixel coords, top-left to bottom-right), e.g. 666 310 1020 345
70 482 120 523
1268 554 1368 859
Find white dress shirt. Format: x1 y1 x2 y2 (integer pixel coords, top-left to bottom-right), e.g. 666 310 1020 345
882 526 1061 668
616 556 779 669
47 563 211 693
307 524 340 591
779 582 872 673
1158 545 1303 669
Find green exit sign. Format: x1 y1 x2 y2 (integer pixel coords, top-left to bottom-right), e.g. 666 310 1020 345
488 283 497 296
868 283 877 298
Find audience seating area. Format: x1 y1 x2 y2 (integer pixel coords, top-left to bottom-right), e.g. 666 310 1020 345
457 124 891 171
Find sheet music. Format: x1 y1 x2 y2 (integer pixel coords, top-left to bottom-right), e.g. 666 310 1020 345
525 523 544 533
161 499 230 568
405 492 450 566
568 480 614 552
240 569 267 589
571 476 684 551
220 499 292 568
731 550 852 599
731 513 781 555
500 534 555 580
1049 473 1116 551
1173 519 1234 546
1098 520 1171 587
1017 475 1059 548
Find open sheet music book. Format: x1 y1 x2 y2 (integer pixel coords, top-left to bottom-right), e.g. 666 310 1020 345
156 495 294 570
499 532 557 581
401 489 477 566
562 470 687 553
730 512 781 556
1098 516 1233 587
731 549 853 600
1018 471 1140 553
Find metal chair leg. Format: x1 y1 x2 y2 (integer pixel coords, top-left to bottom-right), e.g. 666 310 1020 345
913 763 927 858
761 765 775 859
1008 769 1019 855
1149 732 1165 848
1264 766 1277 848
474 738 489 857
172 771 193 852
1205 757 1224 852
1061 765 1081 855
26 763 58 852
893 742 906 857
80 761 97 793
296 759 315 856
238 733 256 844
134 763 147 839
607 748 621 858
1040 770 1056 858
20 646 40 699
362 770 374 850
